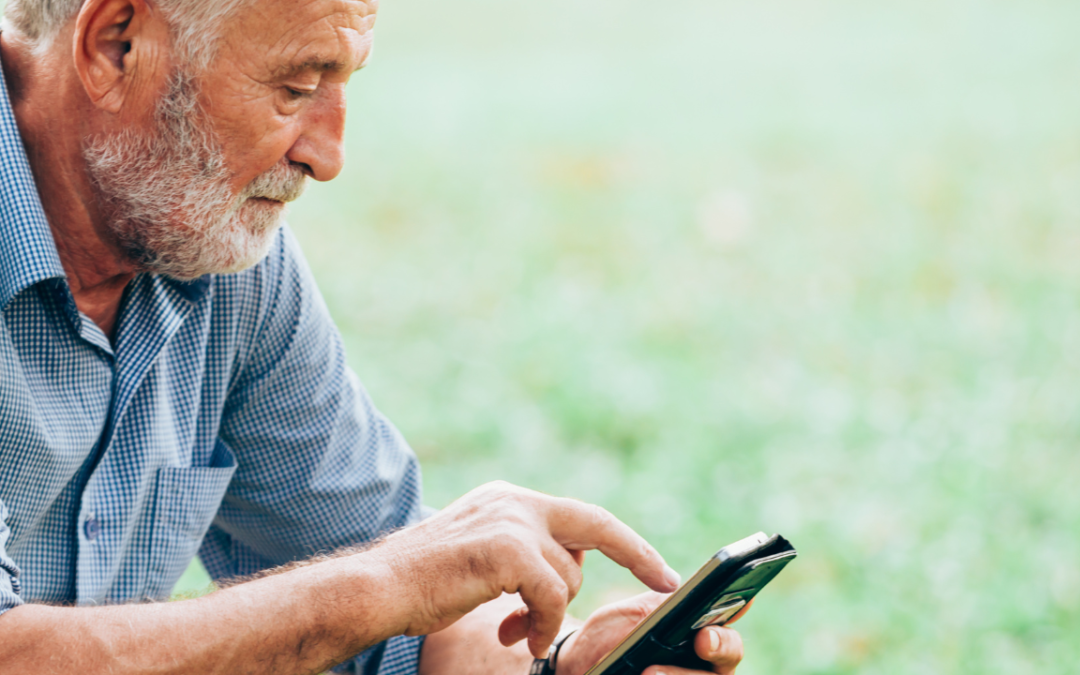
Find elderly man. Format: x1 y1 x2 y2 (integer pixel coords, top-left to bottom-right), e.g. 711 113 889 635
0 0 750 673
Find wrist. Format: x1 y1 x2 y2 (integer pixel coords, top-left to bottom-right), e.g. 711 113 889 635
340 540 418 639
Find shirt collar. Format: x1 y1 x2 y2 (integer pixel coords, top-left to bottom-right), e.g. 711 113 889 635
0 50 66 310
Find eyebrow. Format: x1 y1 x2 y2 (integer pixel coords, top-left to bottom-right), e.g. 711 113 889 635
272 58 365 80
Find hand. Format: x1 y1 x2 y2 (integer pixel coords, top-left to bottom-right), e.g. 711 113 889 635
370 482 682 658
556 592 750 675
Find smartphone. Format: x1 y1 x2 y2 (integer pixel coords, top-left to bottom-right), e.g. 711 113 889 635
583 532 797 675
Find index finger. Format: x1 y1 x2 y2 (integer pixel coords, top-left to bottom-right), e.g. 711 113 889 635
546 499 681 593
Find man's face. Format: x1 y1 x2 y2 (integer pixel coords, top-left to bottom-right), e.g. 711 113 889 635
198 0 376 195
85 0 376 280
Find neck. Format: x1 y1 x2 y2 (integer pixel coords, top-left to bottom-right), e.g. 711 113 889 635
1 33 137 337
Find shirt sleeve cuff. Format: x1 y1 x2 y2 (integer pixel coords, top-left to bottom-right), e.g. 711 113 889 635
0 510 24 618
332 634 426 675
0 569 25 619
0 591 25 619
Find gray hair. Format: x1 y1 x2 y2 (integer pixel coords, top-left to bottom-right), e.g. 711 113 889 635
3 0 251 71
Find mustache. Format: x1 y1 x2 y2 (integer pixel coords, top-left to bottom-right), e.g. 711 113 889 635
241 161 308 203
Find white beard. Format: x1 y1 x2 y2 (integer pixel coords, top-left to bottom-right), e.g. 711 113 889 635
83 68 308 280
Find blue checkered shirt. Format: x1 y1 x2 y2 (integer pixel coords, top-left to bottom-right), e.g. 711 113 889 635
0 57 425 674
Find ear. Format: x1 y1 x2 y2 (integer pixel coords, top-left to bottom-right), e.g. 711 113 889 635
73 0 171 113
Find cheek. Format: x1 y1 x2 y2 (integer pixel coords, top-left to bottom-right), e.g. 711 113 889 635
217 113 298 187
204 80 298 180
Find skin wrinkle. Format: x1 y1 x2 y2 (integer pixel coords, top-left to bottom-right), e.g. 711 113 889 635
270 57 367 82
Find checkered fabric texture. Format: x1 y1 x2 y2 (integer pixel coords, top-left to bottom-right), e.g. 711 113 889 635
0 57 425 675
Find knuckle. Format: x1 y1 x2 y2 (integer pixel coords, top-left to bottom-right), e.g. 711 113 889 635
566 567 584 599
484 481 539 514
632 538 655 568
492 540 525 572
506 543 548 580
643 539 661 563
584 503 618 542
588 503 613 528
482 537 531 577
543 574 570 603
475 480 512 501
532 574 569 612
503 529 534 553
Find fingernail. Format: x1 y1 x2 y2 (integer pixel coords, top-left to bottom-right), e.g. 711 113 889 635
663 565 682 589
708 627 721 653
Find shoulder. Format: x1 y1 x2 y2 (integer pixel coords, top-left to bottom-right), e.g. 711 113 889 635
204 224 330 379
213 223 311 307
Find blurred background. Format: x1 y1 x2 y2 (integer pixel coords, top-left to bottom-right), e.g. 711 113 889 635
7 0 1080 672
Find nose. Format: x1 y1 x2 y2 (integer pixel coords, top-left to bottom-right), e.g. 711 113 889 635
286 84 347 182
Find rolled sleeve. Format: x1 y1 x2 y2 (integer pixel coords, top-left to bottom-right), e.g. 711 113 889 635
332 635 426 675
0 498 25 618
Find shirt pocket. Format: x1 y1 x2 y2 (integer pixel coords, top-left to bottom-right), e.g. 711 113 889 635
143 438 237 600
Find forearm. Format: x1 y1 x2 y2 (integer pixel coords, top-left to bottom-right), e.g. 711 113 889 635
419 595 583 675
0 553 404 675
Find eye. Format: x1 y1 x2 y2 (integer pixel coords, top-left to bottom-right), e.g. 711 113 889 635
284 87 315 100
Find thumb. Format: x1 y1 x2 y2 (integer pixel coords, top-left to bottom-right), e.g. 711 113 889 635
499 605 532 647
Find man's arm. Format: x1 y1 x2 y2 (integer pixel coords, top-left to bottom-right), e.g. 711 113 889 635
0 482 680 675
0 552 400 675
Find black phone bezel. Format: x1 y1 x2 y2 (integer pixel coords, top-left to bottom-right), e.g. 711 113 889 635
582 533 797 675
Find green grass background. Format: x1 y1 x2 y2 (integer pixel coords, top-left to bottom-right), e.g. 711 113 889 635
9 0 1080 672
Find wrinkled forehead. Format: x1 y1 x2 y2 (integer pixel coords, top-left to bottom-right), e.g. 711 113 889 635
215 0 378 76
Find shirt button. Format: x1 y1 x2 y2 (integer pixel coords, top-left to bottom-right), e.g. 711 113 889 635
84 517 101 541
